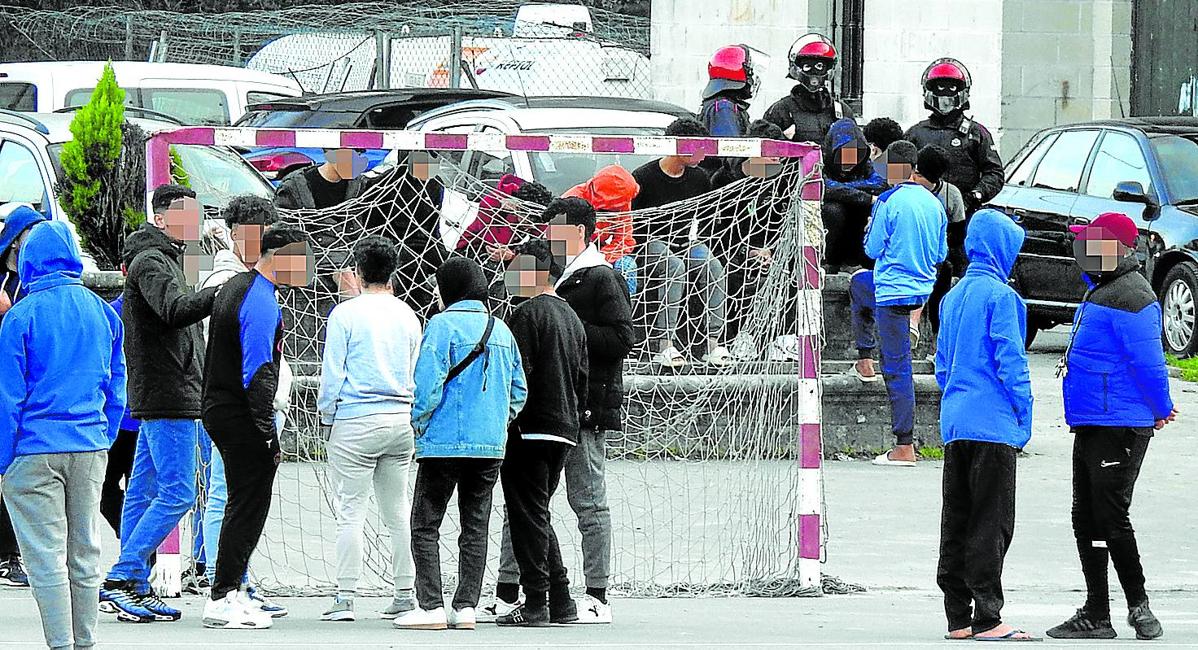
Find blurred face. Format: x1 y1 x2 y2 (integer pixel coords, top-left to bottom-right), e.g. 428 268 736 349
4 227 33 272
886 162 914 187
231 223 264 267
745 156 782 179
1073 235 1126 274
272 241 314 288
684 151 707 167
546 215 587 258
838 147 859 173
154 196 202 243
504 254 549 298
409 152 435 182
326 149 366 180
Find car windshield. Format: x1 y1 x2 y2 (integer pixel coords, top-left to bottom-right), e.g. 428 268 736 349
48 143 273 208
525 126 665 196
1150 134 1198 204
235 108 354 128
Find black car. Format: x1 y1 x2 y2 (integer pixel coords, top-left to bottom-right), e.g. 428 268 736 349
234 88 515 180
990 117 1198 356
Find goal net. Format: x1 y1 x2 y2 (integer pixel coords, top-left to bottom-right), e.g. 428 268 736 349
152 128 828 598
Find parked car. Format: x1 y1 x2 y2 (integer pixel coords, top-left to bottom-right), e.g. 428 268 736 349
0 110 275 270
990 117 1198 356
376 95 692 247
0 61 302 126
234 88 515 180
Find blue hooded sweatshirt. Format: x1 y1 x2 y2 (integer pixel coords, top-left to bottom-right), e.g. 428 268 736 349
0 221 127 475
0 205 50 308
863 181 947 306
934 209 1033 448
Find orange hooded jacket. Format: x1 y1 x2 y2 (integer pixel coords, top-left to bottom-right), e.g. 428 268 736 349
563 165 640 263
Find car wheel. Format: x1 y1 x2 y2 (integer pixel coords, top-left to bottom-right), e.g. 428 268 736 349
1025 316 1044 350
1161 262 1198 358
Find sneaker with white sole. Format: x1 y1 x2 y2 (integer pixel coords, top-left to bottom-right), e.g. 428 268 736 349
137 592 182 621
246 586 288 618
380 595 416 620
203 591 273 630
320 596 355 622
574 595 612 624
447 606 476 630
394 606 447 630
478 597 520 623
98 583 155 623
653 346 687 368
702 345 733 367
766 335 801 362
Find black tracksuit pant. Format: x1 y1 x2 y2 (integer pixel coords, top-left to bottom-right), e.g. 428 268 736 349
937 440 1017 633
411 458 501 611
209 435 280 600
100 428 140 537
501 438 571 607
1071 426 1151 615
0 497 17 559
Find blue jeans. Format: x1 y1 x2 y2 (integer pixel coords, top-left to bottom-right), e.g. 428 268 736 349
848 270 918 446
612 255 637 294
108 419 200 594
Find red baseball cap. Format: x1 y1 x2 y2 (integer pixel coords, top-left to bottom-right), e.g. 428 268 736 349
1069 212 1138 247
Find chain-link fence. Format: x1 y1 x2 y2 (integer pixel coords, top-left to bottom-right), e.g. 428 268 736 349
0 2 651 99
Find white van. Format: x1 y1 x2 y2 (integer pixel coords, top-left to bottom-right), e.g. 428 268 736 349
0 61 302 126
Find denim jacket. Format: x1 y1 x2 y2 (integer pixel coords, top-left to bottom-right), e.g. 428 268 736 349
412 300 527 459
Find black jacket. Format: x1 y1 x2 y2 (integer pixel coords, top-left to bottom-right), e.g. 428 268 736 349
556 264 636 431
203 271 282 445
904 112 1004 209
508 294 589 443
121 224 218 420
763 85 856 145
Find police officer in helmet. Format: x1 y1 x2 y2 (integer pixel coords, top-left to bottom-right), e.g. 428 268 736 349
699 44 759 137
905 58 1003 217
764 33 856 144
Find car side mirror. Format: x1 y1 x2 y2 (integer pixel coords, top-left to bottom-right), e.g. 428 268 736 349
1113 181 1161 221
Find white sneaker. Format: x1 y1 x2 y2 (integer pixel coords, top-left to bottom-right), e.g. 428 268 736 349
393 606 447 630
702 345 734 367
203 591 273 629
478 598 521 623
447 606 476 630
574 594 613 624
320 596 355 622
767 335 801 362
653 345 688 368
730 332 757 360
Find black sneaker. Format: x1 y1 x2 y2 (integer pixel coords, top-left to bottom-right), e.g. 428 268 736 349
1046 608 1117 639
0 556 29 587
496 604 551 627
1128 601 1163 640
550 598 578 624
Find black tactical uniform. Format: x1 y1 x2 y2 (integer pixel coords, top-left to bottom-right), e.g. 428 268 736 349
764 85 856 145
904 111 1004 212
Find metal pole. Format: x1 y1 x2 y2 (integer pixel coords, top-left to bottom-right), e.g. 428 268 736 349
232 29 242 66
124 15 133 61
450 26 463 89
374 31 391 89
158 30 168 62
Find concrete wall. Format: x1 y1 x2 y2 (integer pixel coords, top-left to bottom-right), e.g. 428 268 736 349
998 0 1132 158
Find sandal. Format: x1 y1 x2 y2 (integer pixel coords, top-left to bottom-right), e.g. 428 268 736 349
974 629 1042 642
851 363 880 383
871 451 916 467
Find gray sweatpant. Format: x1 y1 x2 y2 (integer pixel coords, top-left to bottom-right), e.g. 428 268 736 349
326 414 415 597
499 428 611 589
2 451 106 650
644 240 727 344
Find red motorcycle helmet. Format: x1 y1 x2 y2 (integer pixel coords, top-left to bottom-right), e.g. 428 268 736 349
922 57 972 115
703 45 758 100
787 33 837 92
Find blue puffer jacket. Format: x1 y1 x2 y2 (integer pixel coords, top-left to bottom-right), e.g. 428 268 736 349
1063 256 1173 427
935 209 1033 448
0 221 127 474
412 300 527 459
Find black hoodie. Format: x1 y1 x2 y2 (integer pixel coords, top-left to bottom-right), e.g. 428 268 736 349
121 223 218 419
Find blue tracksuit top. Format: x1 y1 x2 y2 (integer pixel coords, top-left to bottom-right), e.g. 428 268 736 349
935 209 1033 448
0 221 127 474
1063 256 1173 428
863 181 948 306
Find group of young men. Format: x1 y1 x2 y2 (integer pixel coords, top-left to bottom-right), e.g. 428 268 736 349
0 29 1185 649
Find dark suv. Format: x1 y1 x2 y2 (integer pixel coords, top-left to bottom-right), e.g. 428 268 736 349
234 88 514 180
990 117 1198 356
